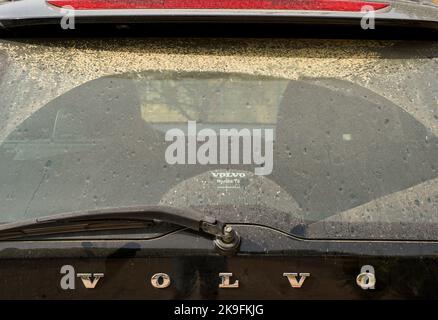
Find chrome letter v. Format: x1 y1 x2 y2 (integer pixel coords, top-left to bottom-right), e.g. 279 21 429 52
77 273 104 289
283 273 310 288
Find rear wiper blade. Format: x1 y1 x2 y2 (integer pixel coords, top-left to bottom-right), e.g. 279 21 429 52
0 206 240 254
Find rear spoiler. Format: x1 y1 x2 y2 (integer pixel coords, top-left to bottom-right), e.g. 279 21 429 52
0 0 437 32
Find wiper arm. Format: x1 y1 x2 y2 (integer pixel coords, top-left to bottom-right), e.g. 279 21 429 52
0 206 241 254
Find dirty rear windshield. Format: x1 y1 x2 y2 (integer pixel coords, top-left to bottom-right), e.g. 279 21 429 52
0 38 437 240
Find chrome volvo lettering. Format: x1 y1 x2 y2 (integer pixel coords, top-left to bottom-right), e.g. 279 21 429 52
151 273 171 289
283 273 311 288
77 273 104 289
60 266 315 290
219 273 239 288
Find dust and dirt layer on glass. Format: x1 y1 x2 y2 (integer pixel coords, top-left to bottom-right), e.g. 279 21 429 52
0 38 436 142
0 38 436 239
307 178 438 239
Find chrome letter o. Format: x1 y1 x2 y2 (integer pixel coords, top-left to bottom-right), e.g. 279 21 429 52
151 273 171 289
